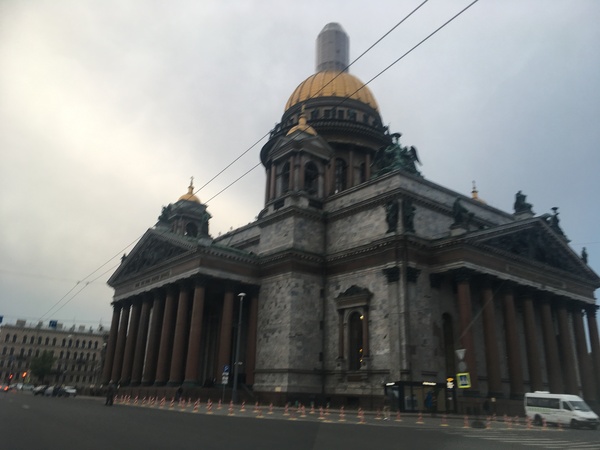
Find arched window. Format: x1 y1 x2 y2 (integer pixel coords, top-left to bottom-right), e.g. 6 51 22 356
62 339 66 347
12 335 16 343
185 222 198 237
4 334 9 343
281 162 290 193
22 335 27 344
304 162 319 194
334 158 347 193
88 340 92 349
335 285 371 373
37 337 42 345
348 312 364 371
94 341 98 349
45 337 49 345
359 162 367 184
30 336 34 344
75 339 79 348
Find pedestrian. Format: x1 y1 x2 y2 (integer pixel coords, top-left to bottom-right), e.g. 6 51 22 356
425 390 433 412
105 383 116 406
175 386 183 402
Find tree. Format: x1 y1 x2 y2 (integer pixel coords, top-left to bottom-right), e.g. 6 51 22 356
30 351 55 384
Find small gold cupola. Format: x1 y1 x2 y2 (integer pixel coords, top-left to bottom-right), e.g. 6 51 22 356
286 105 317 136
178 177 201 203
471 180 486 204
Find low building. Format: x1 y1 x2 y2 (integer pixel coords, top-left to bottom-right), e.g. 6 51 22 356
0 320 108 387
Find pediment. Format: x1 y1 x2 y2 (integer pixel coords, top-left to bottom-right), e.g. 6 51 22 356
472 220 594 279
108 230 195 286
270 132 334 163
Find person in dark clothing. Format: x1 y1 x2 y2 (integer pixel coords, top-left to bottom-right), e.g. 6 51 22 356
105 383 116 406
175 386 183 402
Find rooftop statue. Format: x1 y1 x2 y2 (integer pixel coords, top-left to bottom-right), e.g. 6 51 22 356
548 207 566 237
513 190 533 214
372 133 422 177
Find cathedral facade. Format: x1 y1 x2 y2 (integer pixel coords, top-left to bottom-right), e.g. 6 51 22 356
102 23 600 414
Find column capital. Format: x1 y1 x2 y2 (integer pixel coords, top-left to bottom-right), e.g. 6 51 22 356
452 268 475 283
382 267 400 283
584 304 599 317
499 281 517 296
429 273 443 289
193 276 209 288
517 285 537 299
406 266 421 283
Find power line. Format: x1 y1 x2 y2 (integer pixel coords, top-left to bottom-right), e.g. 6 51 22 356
0 269 103 285
34 2 480 321
39 263 120 322
345 0 481 107
35 7 432 319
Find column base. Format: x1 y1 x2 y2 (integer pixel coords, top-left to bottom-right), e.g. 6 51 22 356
154 381 167 387
167 381 182 387
182 380 198 387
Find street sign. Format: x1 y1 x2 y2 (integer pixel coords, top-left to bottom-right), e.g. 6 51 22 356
457 372 471 389
455 349 466 360
221 373 229 385
223 365 230 373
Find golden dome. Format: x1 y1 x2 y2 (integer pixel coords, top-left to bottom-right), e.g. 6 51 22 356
285 71 379 112
178 178 201 203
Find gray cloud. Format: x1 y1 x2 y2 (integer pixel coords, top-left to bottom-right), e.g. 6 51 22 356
1 0 598 327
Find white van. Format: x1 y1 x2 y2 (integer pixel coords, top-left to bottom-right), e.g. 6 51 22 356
524 392 599 429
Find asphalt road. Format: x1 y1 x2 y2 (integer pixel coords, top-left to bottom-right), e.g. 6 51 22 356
1 391 598 450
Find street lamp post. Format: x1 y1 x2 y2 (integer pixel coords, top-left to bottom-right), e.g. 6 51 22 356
232 292 246 404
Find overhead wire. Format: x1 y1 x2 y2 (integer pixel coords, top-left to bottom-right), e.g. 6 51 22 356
34 0 480 322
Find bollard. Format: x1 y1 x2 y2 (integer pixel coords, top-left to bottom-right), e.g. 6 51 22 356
339 406 346 422
416 411 425 425
441 413 449 427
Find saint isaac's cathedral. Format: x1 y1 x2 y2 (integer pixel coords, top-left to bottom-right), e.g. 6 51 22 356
102 23 600 414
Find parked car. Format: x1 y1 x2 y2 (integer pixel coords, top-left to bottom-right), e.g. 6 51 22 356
44 385 60 397
61 386 77 397
33 385 48 396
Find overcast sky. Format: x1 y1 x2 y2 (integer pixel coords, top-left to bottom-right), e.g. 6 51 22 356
1 0 599 329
